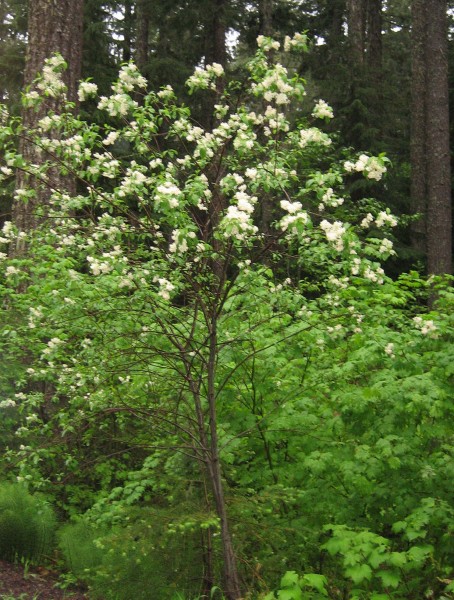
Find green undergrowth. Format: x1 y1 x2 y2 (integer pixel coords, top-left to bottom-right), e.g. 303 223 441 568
0 482 56 564
58 507 210 600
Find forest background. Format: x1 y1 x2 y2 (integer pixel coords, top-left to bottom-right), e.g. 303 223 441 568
0 1 453 599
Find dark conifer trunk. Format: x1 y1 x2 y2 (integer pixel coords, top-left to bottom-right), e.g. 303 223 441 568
122 0 133 62
425 0 452 275
135 0 150 74
366 0 382 75
347 0 366 65
11 0 84 255
410 0 452 274
410 0 427 255
205 0 227 67
259 0 273 36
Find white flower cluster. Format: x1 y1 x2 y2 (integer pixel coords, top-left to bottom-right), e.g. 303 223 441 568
154 277 175 301
87 255 113 276
44 134 92 167
28 306 44 329
13 188 30 203
0 165 12 180
0 399 16 409
103 131 120 146
113 63 147 93
312 99 334 119
86 245 125 275
233 130 256 151
327 275 350 289
360 213 374 228
154 180 182 209
0 221 15 242
37 55 67 97
87 152 120 179
280 200 302 214
256 35 280 52
413 316 438 337
42 337 64 356
318 188 344 212
118 165 148 195
157 85 175 101
360 211 398 229
363 264 385 283
375 211 398 228
283 33 308 52
279 201 310 234
221 189 258 241
78 81 98 102
384 343 395 358
98 93 138 117
299 127 332 148
251 63 295 105
186 63 224 91
378 238 395 255
350 256 384 283
37 114 62 132
5 265 20 276
169 229 196 255
320 220 346 251
280 212 310 234
344 154 387 181
22 90 41 108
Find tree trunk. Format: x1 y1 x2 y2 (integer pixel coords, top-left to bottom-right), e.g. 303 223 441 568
410 0 452 274
135 0 150 74
11 0 84 255
259 0 273 36
204 0 227 67
206 321 242 600
347 0 366 65
410 0 427 255
327 0 346 48
366 0 382 75
425 0 452 275
122 0 133 63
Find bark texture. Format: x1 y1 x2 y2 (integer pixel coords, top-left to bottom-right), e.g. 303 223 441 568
205 0 227 67
347 0 366 65
366 0 382 74
410 0 452 274
122 0 133 62
410 0 427 254
259 0 273 36
12 0 84 255
425 0 452 275
135 0 150 73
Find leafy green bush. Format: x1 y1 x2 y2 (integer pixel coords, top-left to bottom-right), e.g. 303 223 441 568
0 482 56 563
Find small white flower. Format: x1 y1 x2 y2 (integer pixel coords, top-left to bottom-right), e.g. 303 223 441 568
5 265 20 276
312 99 334 119
78 81 98 102
384 343 395 357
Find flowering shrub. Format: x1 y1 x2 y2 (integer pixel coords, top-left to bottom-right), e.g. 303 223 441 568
0 35 452 599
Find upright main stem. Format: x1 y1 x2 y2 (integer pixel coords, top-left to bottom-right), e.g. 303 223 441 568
206 317 242 600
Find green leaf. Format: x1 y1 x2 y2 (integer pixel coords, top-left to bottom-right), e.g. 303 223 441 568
377 569 401 588
387 552 407 568
345 563 372 583
407 545 433 563
300 574 328 596
277 589 303 600
280 571 300 588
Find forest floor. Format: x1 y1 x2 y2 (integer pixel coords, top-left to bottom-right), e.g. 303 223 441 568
0 560 88 600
